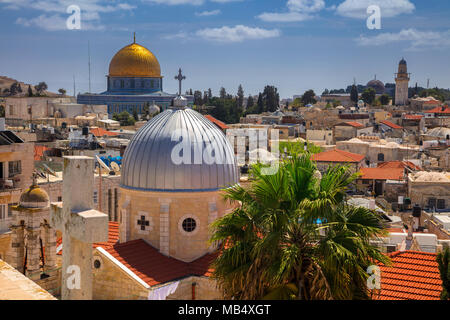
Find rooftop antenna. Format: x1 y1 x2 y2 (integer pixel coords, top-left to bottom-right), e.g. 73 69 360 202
88 40 91 93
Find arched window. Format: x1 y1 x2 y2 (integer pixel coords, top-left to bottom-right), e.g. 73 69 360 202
377 153 385 162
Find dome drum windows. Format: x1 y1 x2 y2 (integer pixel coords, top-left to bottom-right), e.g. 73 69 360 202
178 214 200 236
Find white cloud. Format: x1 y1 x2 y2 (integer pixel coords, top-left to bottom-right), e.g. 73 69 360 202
210 0 243 2
196 25 281 42
144 0 204 5
287 0 325 13
357 28 450 51
15 14 105 31
258 11 312 23
336 0 415 19
257 0 324 22
195 9 221 16
2 0 135 30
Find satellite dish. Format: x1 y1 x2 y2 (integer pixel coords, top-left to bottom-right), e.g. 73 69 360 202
42 163 57 177
111 162 120 173
95 155 111 172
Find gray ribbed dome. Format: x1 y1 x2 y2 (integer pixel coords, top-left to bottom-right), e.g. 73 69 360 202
121 108 239 192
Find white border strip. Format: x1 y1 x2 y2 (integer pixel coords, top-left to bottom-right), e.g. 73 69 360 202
96 247 150 289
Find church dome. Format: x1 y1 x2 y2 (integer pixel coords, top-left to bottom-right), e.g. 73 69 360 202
121 108 239 192
19 184 49 208
109 42 161 78
367 79 385 94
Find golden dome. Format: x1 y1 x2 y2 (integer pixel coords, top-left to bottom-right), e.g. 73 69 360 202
109 42 161 78
19 184 49 208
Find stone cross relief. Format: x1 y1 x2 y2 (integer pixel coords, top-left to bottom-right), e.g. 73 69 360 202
51 156 108 300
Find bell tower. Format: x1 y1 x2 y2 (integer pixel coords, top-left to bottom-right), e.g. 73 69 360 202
395 58 410 106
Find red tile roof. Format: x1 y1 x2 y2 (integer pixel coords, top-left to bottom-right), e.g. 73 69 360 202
380 120 402 129
359 167 404 181
57 221 119 255
90 127 119 137
342 121 364 128
374 251 442 300
403 115 423 120
377 161 422 171
311 149 365 163
102 239 216 287
425 106 450 114
204 115 229 130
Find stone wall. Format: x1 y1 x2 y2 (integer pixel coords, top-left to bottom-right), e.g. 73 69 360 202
119 189 236 262
384 181 408 203
408 178 450 210
166 276 222 300
0 232 11 261
92 249 149 300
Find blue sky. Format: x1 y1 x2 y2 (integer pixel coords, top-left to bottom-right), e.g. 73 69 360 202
0 0 449 99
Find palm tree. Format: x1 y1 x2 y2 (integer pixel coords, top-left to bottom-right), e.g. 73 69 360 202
210 154 390 300
437 247 450 300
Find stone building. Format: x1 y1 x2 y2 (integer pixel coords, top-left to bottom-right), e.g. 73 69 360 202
6 181 59 295
336 138 420 165
334 121 373 142
0 127 34 260
311 149 365 174
86 96 240 300
408 171 450 212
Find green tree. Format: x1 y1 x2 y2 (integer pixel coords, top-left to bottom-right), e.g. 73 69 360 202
0 105 5 117
132 108 139 121
301 90 317 105
247 95 254 109
10 82 20 95
211 155 389 300
350 85 359 105
361 88 376 105
194 90 203 105
262 85 280 112
35 82 48 96
437 247 450 300
379 94 390 106
219 87 227 99
292 97 303 108
203 91 209 105
58 88 67 96
112 111 135 126
237 84 244 109
256 93 264 113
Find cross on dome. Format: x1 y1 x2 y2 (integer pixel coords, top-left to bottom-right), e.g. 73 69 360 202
174 68 186 96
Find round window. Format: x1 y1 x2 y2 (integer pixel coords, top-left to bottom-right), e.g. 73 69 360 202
94 259 101 269
182 218 197 233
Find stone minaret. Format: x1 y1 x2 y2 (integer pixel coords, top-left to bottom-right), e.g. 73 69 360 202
395 58 410 106
7 180 57 282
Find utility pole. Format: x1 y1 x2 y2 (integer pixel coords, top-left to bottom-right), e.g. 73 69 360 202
88 41 92 94
73 75 76 97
